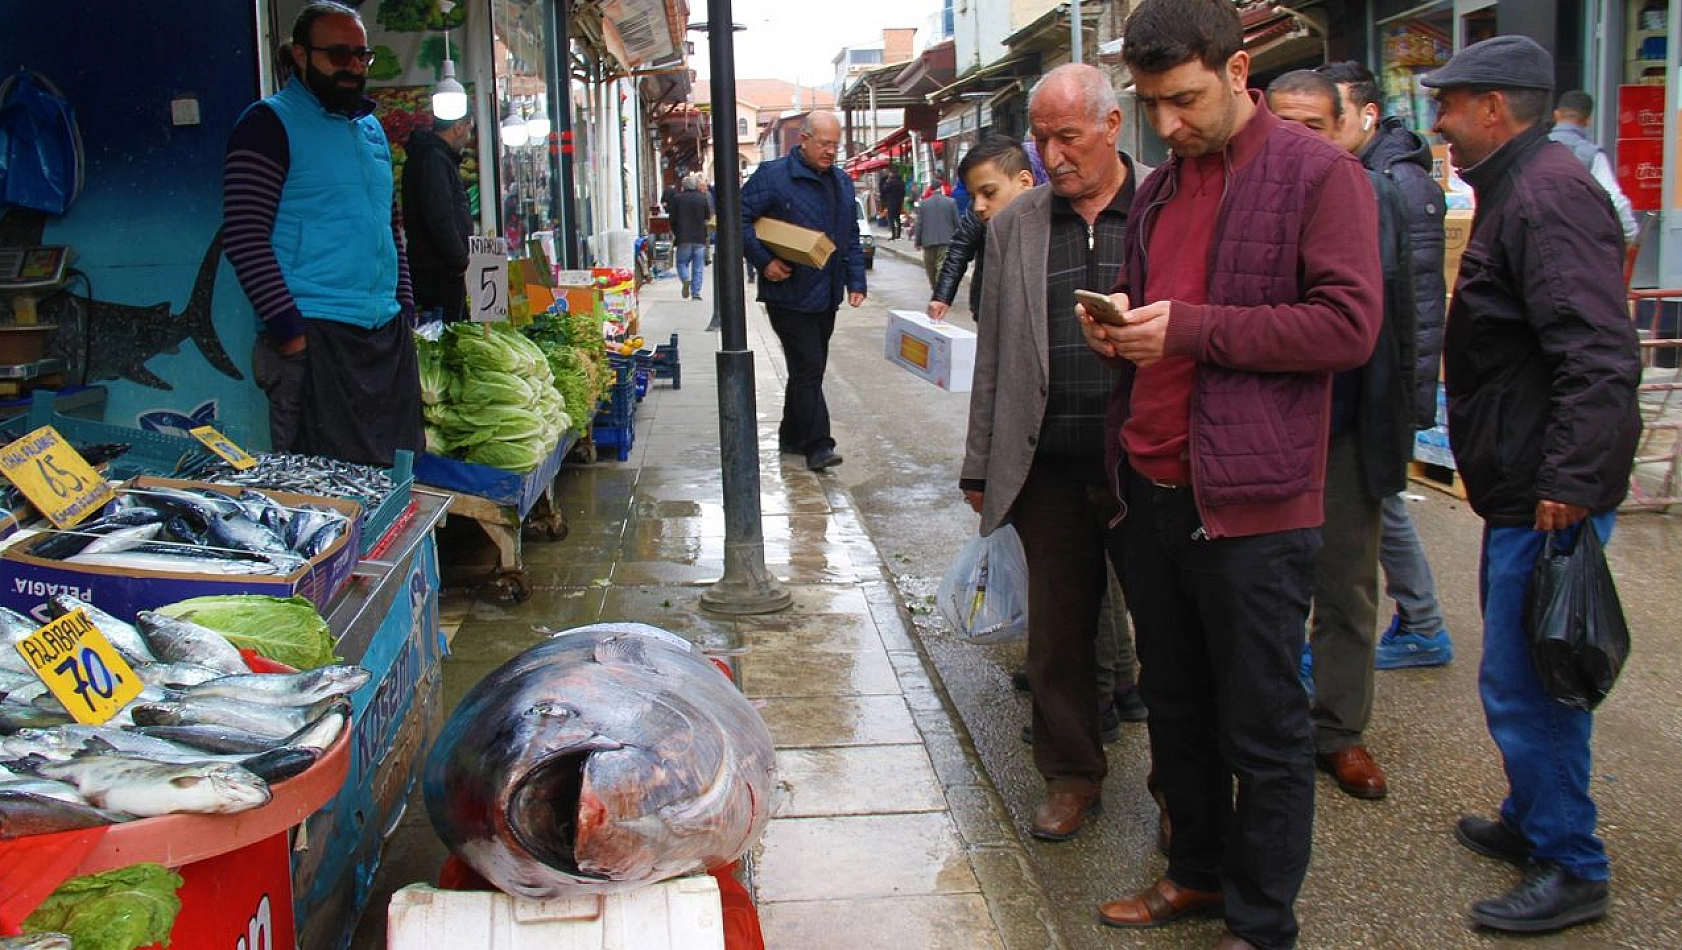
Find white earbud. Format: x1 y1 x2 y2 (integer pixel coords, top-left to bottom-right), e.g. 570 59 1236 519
1362 114 1374 132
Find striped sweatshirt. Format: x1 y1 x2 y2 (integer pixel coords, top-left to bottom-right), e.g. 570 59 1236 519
223 99 413 343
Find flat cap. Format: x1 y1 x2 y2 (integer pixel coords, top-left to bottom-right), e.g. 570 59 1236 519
1421 35 1554 91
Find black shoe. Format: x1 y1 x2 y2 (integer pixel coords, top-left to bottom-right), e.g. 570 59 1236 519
1455 815 1533 866
1470 862 1609 933
1112 686 1148 722
1011 666 1030 692
1020 704 1124 745
692 294 702 302
806 447 843 471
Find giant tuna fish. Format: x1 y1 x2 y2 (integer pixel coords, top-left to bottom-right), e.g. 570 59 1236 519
423 622 777 896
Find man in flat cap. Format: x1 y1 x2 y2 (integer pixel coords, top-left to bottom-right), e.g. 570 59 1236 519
1425 34 1641 935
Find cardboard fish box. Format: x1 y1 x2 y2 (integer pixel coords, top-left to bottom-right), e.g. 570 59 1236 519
0 477 362 622
884 310 976 392
1442 209 1474 292
752 217 835 269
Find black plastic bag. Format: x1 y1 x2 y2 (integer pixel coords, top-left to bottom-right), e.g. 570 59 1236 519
1525 522 1630 711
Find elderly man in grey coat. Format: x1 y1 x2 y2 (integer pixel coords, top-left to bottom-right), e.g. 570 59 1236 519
960 63 1149 842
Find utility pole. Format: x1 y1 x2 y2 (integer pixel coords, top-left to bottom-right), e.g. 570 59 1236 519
693 3 792 616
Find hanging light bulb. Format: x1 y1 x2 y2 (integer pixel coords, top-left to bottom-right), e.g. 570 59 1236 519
432 59 468 120
431 3 468 121
501 103 529 148
525 95 551 142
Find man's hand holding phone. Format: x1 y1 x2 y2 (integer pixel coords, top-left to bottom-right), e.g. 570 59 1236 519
1077 291 1171 366
1076 290 1129 358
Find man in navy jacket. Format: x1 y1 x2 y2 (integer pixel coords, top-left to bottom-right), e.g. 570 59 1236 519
741 111 867 471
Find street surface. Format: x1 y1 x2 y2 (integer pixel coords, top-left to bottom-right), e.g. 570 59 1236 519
815 234 1682 949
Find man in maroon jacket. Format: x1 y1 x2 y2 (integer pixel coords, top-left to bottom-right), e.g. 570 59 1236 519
1079 1 1382 948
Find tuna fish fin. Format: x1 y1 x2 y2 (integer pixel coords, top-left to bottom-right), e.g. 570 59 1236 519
591 635 663 671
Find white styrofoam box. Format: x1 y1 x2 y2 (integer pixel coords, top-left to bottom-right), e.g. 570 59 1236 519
884 309 977 391
386 878 725 950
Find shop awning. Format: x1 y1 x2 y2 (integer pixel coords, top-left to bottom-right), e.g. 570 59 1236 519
1242 3 1326 78
846 157 891 177
926 51 1038 106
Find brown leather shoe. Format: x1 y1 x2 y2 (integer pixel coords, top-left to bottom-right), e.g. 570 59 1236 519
1210 931 1259 949
1316 744 1388 800
1029 788 1101 841
1098 877 1224 928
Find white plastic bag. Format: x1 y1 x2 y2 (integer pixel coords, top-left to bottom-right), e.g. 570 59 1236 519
936 525 1029 644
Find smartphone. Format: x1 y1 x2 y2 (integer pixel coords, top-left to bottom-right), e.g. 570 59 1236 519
1074 289 1126 326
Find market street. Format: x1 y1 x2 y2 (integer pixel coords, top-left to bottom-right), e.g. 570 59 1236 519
352 239 1682 950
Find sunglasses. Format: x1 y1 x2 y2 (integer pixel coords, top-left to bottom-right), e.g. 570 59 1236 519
306 44 376 68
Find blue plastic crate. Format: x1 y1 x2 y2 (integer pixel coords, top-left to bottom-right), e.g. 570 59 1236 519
596 359 637 428
592 422 633 462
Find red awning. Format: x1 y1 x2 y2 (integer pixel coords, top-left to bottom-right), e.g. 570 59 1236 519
847 157 890 177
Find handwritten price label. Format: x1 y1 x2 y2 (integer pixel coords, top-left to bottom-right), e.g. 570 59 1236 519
15 610 142 725
0 425 114 528
468 235 510 322
190 425 257 471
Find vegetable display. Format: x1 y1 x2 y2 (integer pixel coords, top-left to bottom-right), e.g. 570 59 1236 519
156 594 338 671
415 323 574 473
22 863 183 950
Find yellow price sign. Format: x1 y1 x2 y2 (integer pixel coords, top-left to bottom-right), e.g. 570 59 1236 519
0 425 115 528
15 610 143 725
190 425 257 471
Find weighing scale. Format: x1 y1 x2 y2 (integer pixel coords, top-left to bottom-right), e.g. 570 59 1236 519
0 245 70 396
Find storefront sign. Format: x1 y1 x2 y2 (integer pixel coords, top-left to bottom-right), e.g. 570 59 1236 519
0 425 114 528
15 609 143 725
468 236 510 322
601 0 674 68
189 425 256 471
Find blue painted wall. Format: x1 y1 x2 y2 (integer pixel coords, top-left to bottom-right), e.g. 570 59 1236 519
0 2 269 445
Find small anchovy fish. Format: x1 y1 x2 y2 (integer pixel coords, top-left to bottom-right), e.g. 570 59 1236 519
200 453 394 512
0 788 128 838
135 611 247 674
183 665 370 707
48 594 157 667
28 754 272 817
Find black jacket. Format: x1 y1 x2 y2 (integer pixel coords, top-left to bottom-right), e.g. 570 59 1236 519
669 188 712 245
401 129 471 275
1362 118 1446 429
1334 171 1417 501
930 210 984 313
1446 122 1642 525
879 174 905 213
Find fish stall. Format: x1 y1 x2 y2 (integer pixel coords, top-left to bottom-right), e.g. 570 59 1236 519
0 410 454 950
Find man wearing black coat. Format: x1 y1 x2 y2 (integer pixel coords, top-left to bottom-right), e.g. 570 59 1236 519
402 114 473 323
879 168 906 240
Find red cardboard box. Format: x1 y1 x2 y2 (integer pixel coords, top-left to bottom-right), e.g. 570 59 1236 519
1617 136 1665 211
1617 85 1666 140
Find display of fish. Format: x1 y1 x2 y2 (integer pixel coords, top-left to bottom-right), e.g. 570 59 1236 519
423 622 777 897
0 932 75 950
129 695 349 741
1 724 208 762
199 452 395 513
0 608 41 674
17 753 273 817
134 611 247 674
131 660 227 689
0 701 72 733
180 665 369 707
0 789 128 838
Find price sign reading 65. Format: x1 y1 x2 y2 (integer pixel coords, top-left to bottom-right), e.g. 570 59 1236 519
16 610 143 725
0 425 115 528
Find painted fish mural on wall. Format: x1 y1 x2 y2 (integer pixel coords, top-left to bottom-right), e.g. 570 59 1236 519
39 231 242 391
423 622 778 897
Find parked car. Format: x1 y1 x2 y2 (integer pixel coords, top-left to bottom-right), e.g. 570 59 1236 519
856 196 875 270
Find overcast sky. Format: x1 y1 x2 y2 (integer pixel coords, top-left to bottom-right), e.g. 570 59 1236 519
689 0 943 89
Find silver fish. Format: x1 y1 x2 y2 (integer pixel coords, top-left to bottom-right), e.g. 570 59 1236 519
0 789 128 837
48 594 157 667
0 608 41 674
0 701 71 732
423 622 777 897
0 724 206 761
65 550 288 575
29 754 272 816
132 660 228 688
77 521 164 556
182 665 369 706
284 707 348 753
129 723 283 755
129 695 348 740
0 776 85 805
135 611 247 674
0 933 76 950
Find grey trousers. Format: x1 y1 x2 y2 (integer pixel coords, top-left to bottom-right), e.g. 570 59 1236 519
1379 492 1446 633
1309 432 1381 753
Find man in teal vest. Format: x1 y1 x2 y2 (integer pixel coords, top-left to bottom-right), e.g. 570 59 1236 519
224 1 423 467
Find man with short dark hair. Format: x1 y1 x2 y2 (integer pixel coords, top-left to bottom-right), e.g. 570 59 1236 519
741 111 867 471
1083 1 1382 946
224 0 424 466
1315 59 1454 672
1267 68 1417 803
1425 35 1640 935
669 173 712 302
1550 89 1640 242
403 113 474 324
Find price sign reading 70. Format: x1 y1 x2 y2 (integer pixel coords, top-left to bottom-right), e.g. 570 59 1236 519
16 610 143 724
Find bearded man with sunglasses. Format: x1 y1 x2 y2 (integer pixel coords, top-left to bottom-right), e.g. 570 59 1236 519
224 0 423 467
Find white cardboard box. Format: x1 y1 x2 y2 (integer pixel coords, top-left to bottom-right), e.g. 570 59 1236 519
884 309 976 392
386 877 725 950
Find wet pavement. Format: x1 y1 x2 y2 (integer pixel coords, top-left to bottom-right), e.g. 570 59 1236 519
352 240 1682 950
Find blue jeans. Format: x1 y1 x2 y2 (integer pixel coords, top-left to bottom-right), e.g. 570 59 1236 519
675 242 705 293
1380 493 1444 633
1479 512 1615 880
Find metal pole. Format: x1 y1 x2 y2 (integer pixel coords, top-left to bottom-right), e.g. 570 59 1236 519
697 1 792 615
546 0 581 268
1072 0 1083 64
